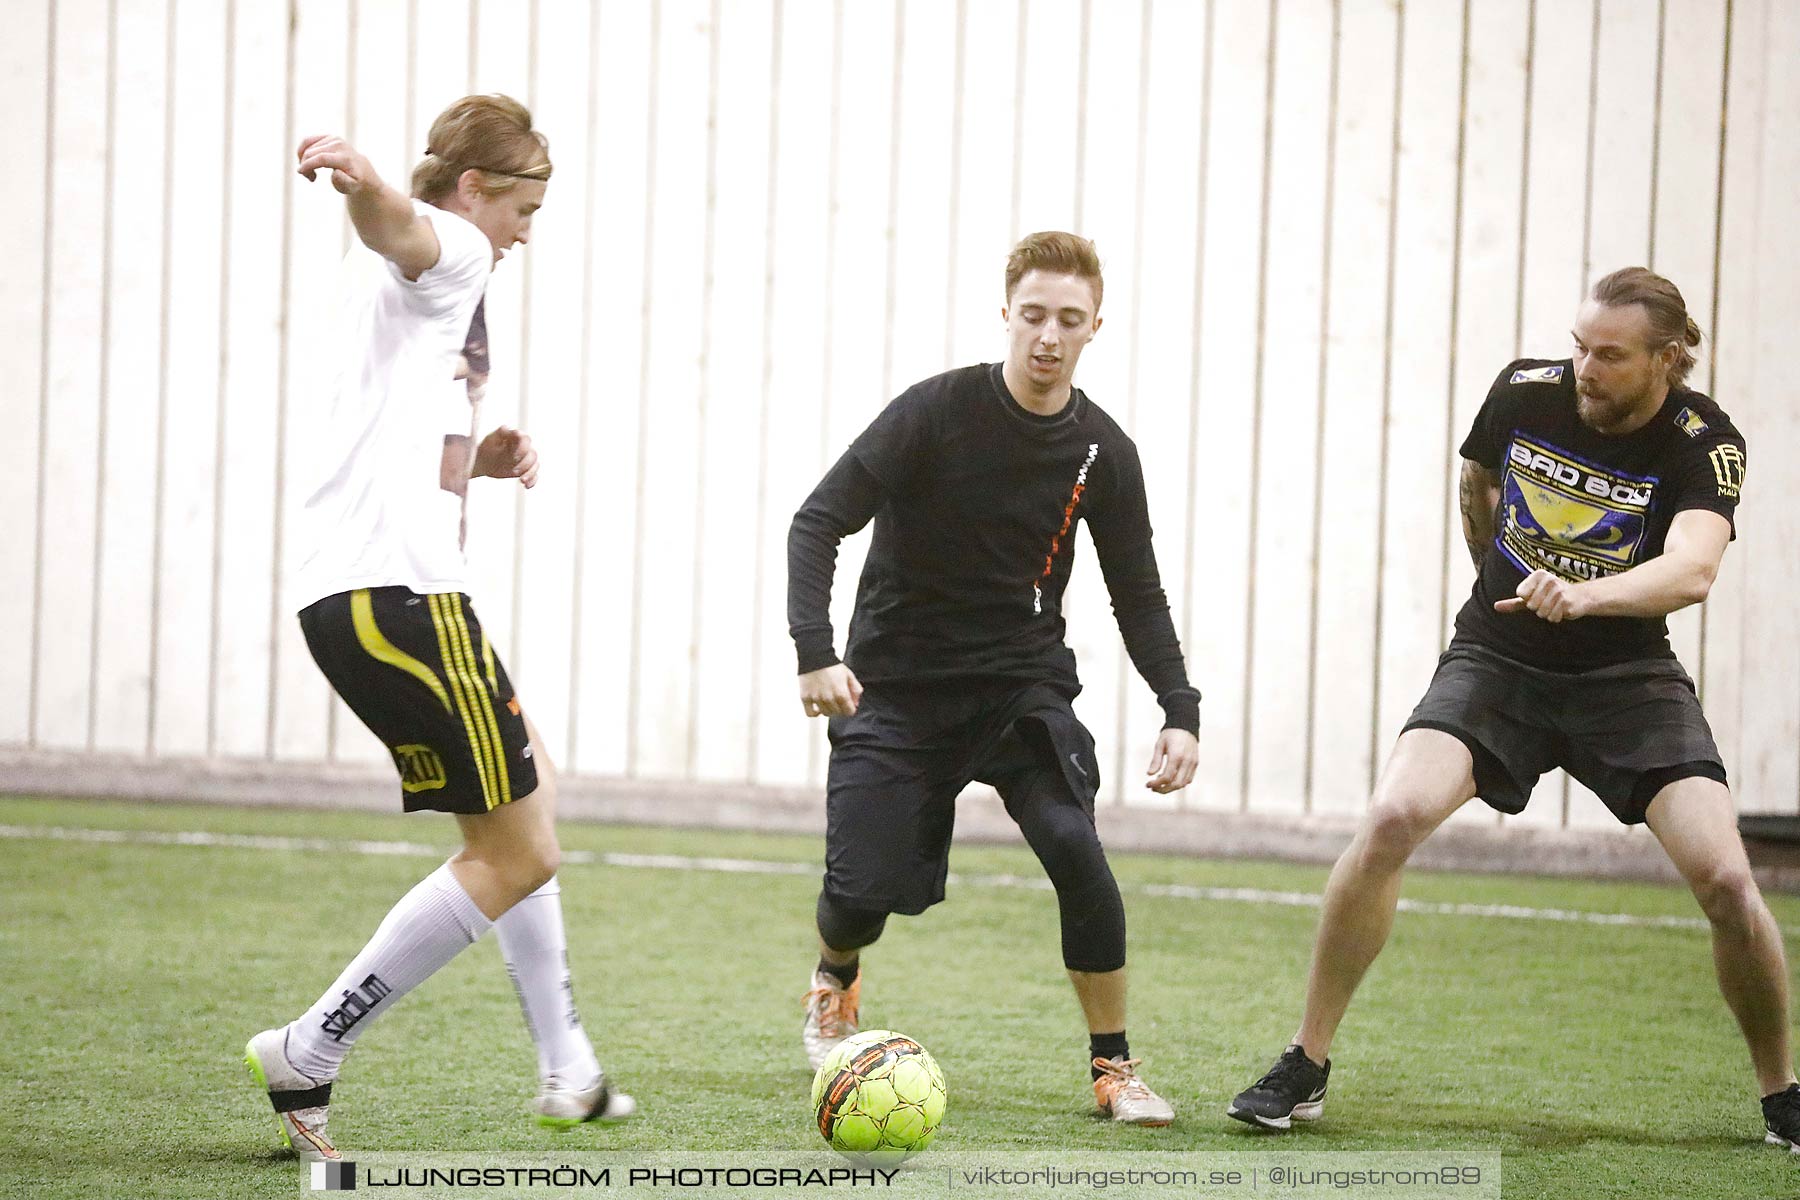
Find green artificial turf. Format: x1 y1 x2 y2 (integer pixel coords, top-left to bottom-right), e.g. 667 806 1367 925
2 795 1796 1199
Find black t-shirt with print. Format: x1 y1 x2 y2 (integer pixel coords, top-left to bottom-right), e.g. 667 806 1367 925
787 363 1200 733
1454 357 1747 672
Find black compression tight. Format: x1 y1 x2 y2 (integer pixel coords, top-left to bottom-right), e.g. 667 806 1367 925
816 891 889 953
815 771 1125 972
1001 768 1127 974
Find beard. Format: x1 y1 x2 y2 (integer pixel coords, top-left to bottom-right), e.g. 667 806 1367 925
1576 382 1648 431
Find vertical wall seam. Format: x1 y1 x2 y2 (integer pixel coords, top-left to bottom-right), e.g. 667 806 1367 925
266 0 299 760
207 0 239 755
1367 0 1407 798
625 0 664 776
509 0 542 675
1007 0 1026 236
30 0 61 749
88 0 121 751
147 0 180 756
1301 0 1343 816
745 0 786 782
1647 0 1668 264
943 0 967 366
1436 0 1471 812
565 0 606 774
1513 0 1536 355
1177 0 1215 813
1237 0 1280 813
806 0 846 787
1699 0 1736 701
686 0 723 777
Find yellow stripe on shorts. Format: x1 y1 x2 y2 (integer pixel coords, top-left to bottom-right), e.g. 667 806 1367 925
426 593 499 809
444 596 512 805
350 589 451 713
480 627 498 692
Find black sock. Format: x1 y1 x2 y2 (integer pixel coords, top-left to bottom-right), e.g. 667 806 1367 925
1090 1031 1129 1078
817 957 859 990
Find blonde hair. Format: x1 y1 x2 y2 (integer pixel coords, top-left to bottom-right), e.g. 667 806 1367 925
1005 231 1104 310
411 94 552 203
1591 266 1703 386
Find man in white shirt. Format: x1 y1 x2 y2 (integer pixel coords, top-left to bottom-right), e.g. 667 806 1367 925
244 94 631 1163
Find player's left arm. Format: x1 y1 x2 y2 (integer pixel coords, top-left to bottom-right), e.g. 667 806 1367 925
439 427 538 494
1496 508 1731 622
1088 446 1201 793
470 426 538 488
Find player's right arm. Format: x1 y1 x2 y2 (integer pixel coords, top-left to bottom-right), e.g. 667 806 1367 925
1458 458 1502 570
787 454 884 718
296 134 441 280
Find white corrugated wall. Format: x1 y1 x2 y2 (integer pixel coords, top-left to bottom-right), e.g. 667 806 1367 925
4 0 1797 829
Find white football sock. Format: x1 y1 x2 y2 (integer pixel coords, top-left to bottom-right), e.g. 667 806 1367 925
286 862 492 1081
494 876 601 1086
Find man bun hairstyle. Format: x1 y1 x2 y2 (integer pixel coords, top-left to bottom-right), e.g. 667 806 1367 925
1590 266 1703 386
1005 231 1104 310
412 94 552 203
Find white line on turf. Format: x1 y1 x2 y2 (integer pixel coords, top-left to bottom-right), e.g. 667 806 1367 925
0 822 1711 931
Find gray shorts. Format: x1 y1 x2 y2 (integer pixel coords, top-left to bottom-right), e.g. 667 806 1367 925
1401 641 1726 825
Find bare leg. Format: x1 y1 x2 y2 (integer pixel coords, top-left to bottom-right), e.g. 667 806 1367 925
1647 777 1797 1097
819 940 860 969
448 783 560 921
1292 729 1478 1061
1069 968 1126 1034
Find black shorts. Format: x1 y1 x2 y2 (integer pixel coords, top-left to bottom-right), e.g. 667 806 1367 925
823 679 1101 916
299 587 539 814
1402 641 1726 825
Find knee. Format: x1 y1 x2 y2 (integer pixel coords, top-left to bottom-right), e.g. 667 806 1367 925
1690 864 1764 931
500 836 560 900
530 839 562 888
817 891 889 952
1357 800 1430 871
1014 793 1104 872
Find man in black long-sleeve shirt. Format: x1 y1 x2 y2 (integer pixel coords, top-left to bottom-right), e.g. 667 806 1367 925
787 232 1199 1126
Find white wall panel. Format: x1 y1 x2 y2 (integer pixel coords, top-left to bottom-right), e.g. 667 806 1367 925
1112 0 1207 812
36 0 109 752
211 0 289 759
568 0 653 778
1726 0 1800 815
1187 0 1273 812
91 0 170 755
1 0 52 748
1244 0 1334 817
8 0 1798 827
1373 1 1466 784
1309 0 1399 816
750 0 835 788
511 0 597 766
1652 0 1728 688
691 0 777 782
1442 0 1529 831
269 0 350 764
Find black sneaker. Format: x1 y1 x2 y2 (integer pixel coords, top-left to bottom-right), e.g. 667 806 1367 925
1763 1083 1800 1152
1227 1045 1330 1130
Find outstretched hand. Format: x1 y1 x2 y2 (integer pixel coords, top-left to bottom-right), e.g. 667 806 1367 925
295 134 381 195
473 426 539 488
1145 727 1199 793
799 663 862 719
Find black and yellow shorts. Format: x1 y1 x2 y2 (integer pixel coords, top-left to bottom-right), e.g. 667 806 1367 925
299 587 538 814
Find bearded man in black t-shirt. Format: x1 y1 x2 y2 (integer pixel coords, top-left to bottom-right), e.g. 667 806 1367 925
786 232 1201 1125
1229 267 1800 1151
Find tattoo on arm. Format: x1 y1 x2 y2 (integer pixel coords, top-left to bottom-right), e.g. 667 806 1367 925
1458 459 1499 570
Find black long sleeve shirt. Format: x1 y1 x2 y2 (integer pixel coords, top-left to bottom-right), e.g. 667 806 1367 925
787 363 1200 733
